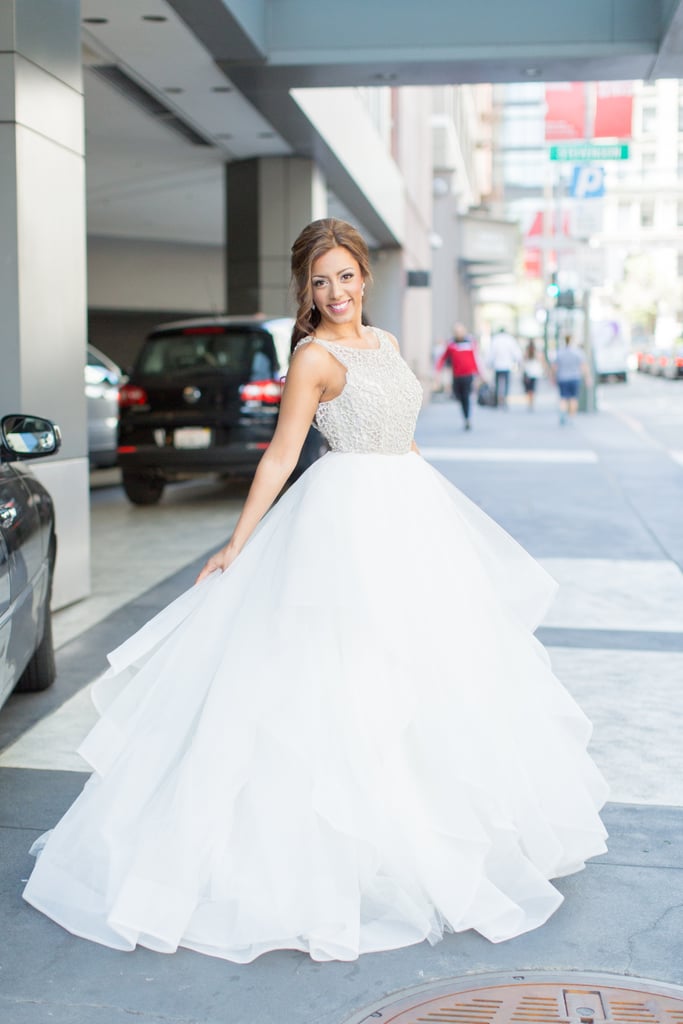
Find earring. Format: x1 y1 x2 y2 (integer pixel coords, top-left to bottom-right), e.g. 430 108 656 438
311 303 316 311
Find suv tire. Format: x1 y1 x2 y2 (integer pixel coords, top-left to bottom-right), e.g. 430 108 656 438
122 472 165 505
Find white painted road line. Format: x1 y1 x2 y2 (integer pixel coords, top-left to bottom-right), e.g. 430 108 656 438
422 447 599 463
540 558 683 633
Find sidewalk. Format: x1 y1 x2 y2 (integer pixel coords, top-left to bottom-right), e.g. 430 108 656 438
1 382 682 1023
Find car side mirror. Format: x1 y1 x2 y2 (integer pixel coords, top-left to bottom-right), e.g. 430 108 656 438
0 414 62 461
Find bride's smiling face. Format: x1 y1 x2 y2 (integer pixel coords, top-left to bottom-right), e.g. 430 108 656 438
311 247 364 328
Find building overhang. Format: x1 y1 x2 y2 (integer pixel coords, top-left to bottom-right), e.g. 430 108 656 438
167 0 683 246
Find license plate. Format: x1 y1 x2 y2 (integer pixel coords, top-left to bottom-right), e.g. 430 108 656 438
173 427 212 449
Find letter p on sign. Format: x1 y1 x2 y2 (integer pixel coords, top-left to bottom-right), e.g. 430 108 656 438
569 165 606 199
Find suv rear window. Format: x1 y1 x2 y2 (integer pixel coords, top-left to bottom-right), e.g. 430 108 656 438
136 330 278 378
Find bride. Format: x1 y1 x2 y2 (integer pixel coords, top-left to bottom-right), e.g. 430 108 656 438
23 218 608 963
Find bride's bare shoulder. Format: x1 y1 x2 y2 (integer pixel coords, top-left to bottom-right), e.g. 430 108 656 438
289 338 342 383
374 327 400 351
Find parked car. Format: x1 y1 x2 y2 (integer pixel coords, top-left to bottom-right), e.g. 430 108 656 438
637 344 671 376
0 414 60 711
117 316 327 505
652 349 672 376
638 348 665 374
86 344 123 468
636 346 657 373
661 339 683 379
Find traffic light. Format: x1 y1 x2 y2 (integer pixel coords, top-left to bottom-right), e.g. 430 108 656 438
545 274 574 308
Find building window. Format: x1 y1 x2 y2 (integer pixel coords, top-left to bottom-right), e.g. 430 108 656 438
678 202 683 228
640 200 655 228
641 150 657 170
641 105 657 134
678 252 683 278
617 201 631 232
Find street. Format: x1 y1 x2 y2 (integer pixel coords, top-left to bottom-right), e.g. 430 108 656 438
1 371 682 1024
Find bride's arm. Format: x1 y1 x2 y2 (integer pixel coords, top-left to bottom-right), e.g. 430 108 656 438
196 345 327 582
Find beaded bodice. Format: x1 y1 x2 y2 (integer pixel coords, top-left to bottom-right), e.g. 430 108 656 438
296 327 423 454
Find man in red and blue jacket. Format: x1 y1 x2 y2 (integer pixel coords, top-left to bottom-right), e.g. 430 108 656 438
436 323 482 431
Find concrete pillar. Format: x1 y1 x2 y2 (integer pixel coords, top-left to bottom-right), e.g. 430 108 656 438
226 157 326 315
0 0 89 608
395 87 433 382
368 249 403 344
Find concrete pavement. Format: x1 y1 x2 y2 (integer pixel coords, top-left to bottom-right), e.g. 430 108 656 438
1 373 682 1023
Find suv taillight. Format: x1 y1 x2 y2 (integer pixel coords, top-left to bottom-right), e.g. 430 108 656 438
119 384 149 408
239 380 283 405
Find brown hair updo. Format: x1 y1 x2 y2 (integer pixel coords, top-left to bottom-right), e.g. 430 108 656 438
289 218 372 352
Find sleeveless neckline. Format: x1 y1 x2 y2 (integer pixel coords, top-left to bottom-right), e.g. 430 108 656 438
308 326 383 353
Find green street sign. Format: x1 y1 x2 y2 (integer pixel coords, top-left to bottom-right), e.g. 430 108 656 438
549 143 630 161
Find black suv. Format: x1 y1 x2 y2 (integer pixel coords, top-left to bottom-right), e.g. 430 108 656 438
117 316 326 505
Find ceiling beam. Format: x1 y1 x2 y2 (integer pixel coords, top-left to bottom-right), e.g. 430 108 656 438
262 0 658 64
646 0 683 79
169 0 267 64
222 81 403 247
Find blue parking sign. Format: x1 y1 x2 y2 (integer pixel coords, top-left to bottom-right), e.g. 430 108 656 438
569 165 605 198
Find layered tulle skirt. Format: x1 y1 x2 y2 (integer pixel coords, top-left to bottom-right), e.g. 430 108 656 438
23 451 608 961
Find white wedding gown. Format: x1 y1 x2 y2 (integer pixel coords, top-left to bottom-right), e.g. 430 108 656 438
23 327 608 962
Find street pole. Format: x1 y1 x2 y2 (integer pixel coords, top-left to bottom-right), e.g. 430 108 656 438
578 81 597 414
542 162 553 363
579 285 597 412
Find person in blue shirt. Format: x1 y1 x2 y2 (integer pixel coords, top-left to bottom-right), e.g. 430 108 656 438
551 334 592 425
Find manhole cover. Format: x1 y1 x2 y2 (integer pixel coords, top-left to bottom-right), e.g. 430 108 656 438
342 972 683 1024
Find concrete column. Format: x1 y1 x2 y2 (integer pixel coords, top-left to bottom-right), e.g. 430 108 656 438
368 248 403 344
226 157 326 315
0 0 89 608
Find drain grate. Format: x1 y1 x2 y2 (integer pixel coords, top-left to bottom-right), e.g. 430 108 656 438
342 973 683 1024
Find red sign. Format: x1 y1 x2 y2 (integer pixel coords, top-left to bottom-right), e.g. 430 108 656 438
524 210 571 278
523 249 542 277
593 81 633 139
526 211 571 238
545 83 586 141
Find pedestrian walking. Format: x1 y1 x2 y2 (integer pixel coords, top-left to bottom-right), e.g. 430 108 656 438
521 339 546 411
23 218 608 963
488 326 522 408
552 333 592 425
435 322 482 430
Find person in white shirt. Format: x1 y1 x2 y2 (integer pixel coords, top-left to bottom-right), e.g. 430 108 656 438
488 327 522 408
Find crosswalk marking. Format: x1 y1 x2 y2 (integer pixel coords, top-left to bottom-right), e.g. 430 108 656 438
540 558 683 632
422 447 599 463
